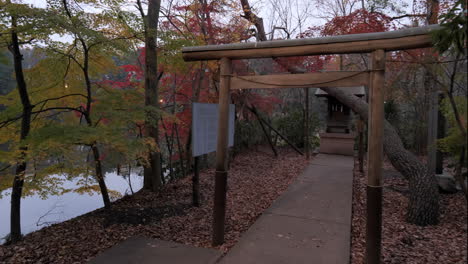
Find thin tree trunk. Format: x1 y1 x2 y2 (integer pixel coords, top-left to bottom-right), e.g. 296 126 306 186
90 144 111 208
174 124 186 176
248 106 303 155
161 118 174 181
61 0 111 209
9 15 32 243
186 66 205 173
187 66 205 207
128 164 134 195
425 0 440 172
252 107 278 157
160 155 166 185
82 51 111 209
358 118 365 172
436 93 445 174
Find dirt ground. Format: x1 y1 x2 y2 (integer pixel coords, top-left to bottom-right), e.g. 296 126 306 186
350 158 467 264
2 150 465 264
0 148 307 264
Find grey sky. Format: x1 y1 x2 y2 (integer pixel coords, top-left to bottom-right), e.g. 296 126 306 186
23 0 417 42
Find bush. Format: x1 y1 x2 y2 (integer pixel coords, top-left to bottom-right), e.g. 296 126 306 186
234 119 265 153
273 106 321 149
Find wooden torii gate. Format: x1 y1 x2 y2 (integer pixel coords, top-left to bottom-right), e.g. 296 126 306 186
182 24 440 264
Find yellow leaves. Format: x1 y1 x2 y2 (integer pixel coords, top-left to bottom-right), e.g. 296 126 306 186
0 89 17 105
142 137 160 153
88 52 118 77
0 148 23 163
61 183 121 201
207 60 219 72
108 189 122 201
69 185 102 196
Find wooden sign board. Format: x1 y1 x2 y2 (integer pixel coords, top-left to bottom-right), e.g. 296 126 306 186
192 103 235 157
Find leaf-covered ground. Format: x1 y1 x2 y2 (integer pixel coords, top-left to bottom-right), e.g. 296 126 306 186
0 148 308 264
351 158 467 264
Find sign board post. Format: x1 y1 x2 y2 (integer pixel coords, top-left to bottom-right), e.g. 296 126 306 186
191 101 235 228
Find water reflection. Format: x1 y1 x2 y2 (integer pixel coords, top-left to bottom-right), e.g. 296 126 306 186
0 171 143 244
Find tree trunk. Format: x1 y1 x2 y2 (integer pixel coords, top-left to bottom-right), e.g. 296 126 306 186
435 93 445 174
9 15 33 244
91 144 111 208
161 118 174 181
62 0 112 209
358 119 365 172
143 0 163 191
321 87 439 225
175 124 186 176
425 0 440 173
238 0 439 226
82 49 111 209
193 156 200 207
82 62 111 209
252 107 278 157
240 0 267 41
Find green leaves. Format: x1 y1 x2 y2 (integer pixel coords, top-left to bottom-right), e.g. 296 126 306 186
432 0 467 55
438 96 467 162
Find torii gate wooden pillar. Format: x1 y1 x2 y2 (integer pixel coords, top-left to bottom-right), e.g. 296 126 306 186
182 25 439 264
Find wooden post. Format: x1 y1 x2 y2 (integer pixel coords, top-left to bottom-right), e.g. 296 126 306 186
358 118 365 172
436 92 445 174
192 156 200 207
212 57 231 246
366 49 385 264
304 88 310 159
427 89 439 175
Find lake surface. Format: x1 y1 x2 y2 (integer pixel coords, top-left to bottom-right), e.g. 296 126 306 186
0 171 143 243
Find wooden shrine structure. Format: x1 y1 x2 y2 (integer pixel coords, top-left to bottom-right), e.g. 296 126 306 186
181 24 440 264
315 86 365 156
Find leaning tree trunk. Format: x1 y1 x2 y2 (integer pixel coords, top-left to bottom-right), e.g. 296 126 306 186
238 0 439 226
322 87 439 225
90 144 111 208
82 64 111 209
82 55 111 209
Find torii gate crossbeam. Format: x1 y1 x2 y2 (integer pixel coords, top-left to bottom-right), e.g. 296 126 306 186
181 25 440 264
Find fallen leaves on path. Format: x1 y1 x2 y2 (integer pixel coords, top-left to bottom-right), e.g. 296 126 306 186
0 148 308 264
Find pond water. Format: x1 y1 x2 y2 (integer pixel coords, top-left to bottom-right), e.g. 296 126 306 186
0 171 143 244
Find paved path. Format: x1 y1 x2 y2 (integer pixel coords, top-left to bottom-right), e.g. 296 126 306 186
89 237 222 264
218 154 354 264
89 154 353 264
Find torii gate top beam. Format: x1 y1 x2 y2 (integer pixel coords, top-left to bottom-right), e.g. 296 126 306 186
184 25 440 262
182 25 440 61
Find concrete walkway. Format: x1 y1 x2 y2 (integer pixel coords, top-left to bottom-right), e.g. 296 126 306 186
90 237 222 264
89 154 353 264
219 154 354 264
